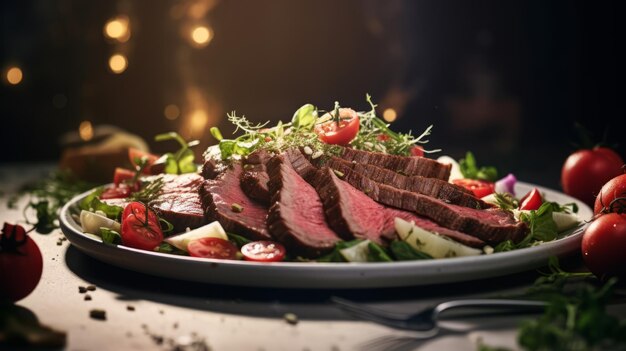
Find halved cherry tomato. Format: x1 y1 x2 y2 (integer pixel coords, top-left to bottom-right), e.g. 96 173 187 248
241 241 286 262
452 179 495 198
128 148 159 175
519 188 543 211
100 184 132 199
188 237 238 260
113 167 135 186
122 202 159 224
314 108 360 145
410 145 424 157
120 211 163 251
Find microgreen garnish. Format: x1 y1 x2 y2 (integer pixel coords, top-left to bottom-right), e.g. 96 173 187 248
459 151 498 181
231 203 244 213
155 132 199 174
7 170 95 233
494 192 519 211
129 177 165 203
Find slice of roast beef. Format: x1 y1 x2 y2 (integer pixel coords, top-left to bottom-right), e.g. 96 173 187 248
266 154 341 257
337 147 451 180
199 163 271 240
239 149 273 204
149 173 206 234
201 145 227 179
319 156 487 209
327 162 527 244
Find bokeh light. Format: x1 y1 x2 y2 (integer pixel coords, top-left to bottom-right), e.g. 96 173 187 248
79 121 94 141
189 109 209 131
6 66 23 85
383 108 397 122
190 26 213 47
108 54 128 74
104 16 131 42
164 104 180 120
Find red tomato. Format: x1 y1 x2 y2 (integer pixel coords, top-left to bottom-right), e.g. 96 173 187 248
594 174 626 216
581 213 626 280
241 241 286 262
100 184 132 199
113 167 135 186
452 179 495 198
561 147 624 206
519 188 543 211
187 237 238 260
128 148 159 175
0 223 43 301
314 108 360 145
120 212 163 251
122 202 159 224
376 134 391 142
410 145 424 157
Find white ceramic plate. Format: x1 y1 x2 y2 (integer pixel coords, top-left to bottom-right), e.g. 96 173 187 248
59 182 591 289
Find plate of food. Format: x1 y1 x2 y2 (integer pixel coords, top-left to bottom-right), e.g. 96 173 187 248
59 97 591 288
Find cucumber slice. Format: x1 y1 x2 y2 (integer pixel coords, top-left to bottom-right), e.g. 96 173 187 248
394 218 482 259
80 210 121 235
339 240 371 262
165 221 228 251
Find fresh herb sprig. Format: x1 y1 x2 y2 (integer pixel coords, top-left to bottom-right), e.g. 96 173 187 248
7 170 95 233
459 151 498 181
155 132 199 174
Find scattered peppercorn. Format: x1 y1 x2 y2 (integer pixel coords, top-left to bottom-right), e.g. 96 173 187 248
84 295 92 301
284 312 299 325
86 285 96 291
127 305 135 311
78 286 87 293
89 309 106 321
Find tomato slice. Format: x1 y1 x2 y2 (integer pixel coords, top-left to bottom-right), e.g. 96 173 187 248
187 237 238 260
314 108 360 145
100 184 132 199
519 187 543 211
122 202 159 224
410 145 424 157
120 212 163 251
128 148 160 174
113 168 135 186
241 241 286 262
452 179 495 198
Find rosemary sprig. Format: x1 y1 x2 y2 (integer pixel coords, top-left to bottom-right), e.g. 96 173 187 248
129 177 165 203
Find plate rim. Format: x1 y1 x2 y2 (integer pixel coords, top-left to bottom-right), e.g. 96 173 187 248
59 181 591 288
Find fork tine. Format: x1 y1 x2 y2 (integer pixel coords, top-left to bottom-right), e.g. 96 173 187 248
331 297 413 330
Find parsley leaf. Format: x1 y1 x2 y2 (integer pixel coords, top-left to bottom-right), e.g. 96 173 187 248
155 132 199 174
519 202 558 242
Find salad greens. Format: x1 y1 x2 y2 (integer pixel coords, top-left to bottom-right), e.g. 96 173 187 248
155 132 199 174
314 239 432 263
79 188 123 220
459 151 498 182
210 95 439 161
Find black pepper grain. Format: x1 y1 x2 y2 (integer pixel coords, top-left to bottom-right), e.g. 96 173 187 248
89 309 106 321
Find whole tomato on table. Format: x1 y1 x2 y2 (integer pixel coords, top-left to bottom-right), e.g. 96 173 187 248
561 146 624 206
593 173 626 216
581 213 626 280
0 223 43 302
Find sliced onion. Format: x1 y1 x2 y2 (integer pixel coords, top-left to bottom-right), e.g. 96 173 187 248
495 173 517 196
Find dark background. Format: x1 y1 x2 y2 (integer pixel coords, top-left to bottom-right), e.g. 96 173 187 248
1 0 624 189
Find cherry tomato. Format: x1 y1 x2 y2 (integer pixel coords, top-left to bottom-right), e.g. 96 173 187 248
410 145 424 157
241 241 286 262
0 223 43 301
113 167 135 186
581 213 626 280
452 179 495 198
122 202 159 224
376 134 391 142
120 211 163 251
561 147 624 206
594 174 626 216
519 188 543 211
100 184 132 199
187 237 238 260
128 148 159 175
314 108 360 145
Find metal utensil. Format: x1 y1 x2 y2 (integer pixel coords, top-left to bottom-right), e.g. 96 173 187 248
331 296 546 334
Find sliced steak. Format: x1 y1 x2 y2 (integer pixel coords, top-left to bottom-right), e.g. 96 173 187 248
287 149 486 247
328 163 527 244
266 154 341 257
314 167 421 244
337 147 451 180
240 149 273 204
148 173 206 234
320 156 486 209
201 145 227 179
199 163 271 240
